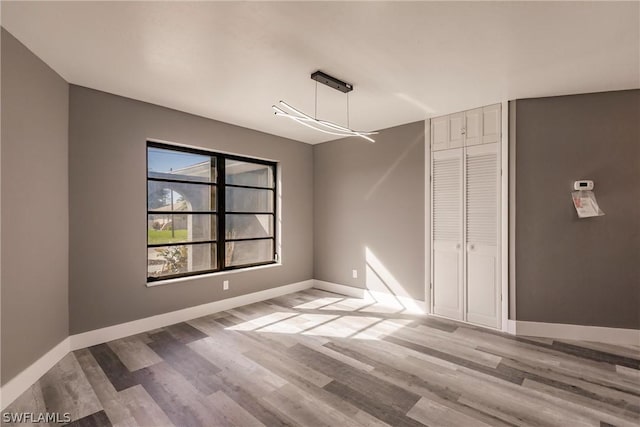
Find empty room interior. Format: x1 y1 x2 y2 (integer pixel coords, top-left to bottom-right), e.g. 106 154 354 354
1 1 639 426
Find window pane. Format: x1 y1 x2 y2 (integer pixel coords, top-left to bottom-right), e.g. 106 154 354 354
226 239 273 267
148 214 216 244
148 243 217 279
225 159 273 188
148 147 215 182
225 187 273 212
148 182 215 211
225 214 273 239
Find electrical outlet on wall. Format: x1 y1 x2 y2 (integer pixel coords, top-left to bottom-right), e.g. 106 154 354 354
223 280 229 291
352 269 358 279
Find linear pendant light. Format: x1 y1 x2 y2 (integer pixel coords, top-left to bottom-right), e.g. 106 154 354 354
272 71 377 143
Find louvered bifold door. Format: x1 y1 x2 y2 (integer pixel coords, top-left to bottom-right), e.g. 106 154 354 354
465 144 500 328
432 149 464 320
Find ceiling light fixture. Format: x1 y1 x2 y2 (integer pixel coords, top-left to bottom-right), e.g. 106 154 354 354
272 71 377 143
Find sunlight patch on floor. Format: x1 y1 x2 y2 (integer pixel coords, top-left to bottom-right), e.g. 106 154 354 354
294 293 421 315
293 297 344 310
302 315 382 338
350 318 415 340
260 313 340 335
226 311 299 331
226 300 415 340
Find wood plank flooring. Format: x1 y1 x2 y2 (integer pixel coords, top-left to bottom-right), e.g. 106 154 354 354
3 289 639 426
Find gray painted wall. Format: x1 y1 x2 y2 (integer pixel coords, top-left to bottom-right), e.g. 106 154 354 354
514 90 640 329
1 29 69 384
313 121 426 301
508 100 517 320
69 86 313 334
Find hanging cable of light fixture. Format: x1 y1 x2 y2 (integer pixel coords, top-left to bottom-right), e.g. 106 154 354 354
272 71 377 143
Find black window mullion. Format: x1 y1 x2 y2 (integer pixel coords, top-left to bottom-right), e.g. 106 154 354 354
148 239 217 249
217 156 226 270
148 177 216 186
222 152 275 166
225 183 275 191
226 236 274 243
224 211 274 215
273 164 277 262
148 210 217 214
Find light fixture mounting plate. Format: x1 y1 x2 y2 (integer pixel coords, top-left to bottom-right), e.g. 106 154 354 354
311 71 353 93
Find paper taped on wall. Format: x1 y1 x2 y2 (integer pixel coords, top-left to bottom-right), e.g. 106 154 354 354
572 190 604 218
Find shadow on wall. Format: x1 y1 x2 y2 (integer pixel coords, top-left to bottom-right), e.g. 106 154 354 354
364 132 422 201
365 247 424 313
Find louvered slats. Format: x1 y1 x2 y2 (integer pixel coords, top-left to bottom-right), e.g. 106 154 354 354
433 157 461 241
466 153 497 245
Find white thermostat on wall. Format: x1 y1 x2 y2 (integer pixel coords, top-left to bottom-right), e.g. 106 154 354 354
573 180 594 191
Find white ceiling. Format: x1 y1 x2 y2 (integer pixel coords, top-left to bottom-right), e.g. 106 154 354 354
2 1 639 144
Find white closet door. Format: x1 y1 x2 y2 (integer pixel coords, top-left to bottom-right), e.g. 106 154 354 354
432 149 464 320
482 104 501 144
431 116 449 151
465 144 500 328
448 113 465 148
465 108 483 146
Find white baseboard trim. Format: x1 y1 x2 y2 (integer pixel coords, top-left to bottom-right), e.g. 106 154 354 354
313 280 366 298
313 281 638 345
70 279 314 350
313 280 426 314
1 337 71 411
513 320 640 346
1 279 314 411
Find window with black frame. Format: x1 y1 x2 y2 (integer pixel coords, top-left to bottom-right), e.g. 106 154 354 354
147 142 276 281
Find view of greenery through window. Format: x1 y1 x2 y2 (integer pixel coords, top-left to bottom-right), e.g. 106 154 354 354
147 144 276 281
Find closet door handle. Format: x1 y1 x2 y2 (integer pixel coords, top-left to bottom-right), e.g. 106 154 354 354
467 243 475 251
455 243 461 250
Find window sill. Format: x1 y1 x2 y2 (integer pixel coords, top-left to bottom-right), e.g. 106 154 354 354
146 262 282 288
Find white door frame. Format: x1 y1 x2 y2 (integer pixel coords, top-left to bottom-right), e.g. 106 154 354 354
500 101 510 333
424 119 432 312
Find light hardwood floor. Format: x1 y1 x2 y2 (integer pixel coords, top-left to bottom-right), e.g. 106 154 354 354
3 289 639 426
